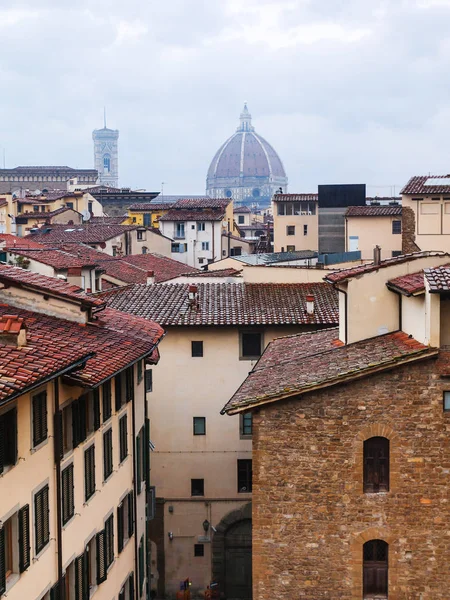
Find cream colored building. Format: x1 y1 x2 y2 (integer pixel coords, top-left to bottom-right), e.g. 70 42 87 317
344 205 402 260
272 193 319 252
106 281 339 598
0 263 164 600
401 175 450 253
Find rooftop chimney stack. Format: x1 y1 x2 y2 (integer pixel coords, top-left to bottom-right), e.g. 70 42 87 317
0 315 27 347
373 245 381 266
147 270 155 285
305 294 315 315
188 284 199 308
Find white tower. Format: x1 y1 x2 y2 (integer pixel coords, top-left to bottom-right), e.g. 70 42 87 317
92 112 119 187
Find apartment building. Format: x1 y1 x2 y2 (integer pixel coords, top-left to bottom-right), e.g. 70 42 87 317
105 280 338 598
0 263 164 600
345 205 402 260
222 251 450 599
272 193 319 252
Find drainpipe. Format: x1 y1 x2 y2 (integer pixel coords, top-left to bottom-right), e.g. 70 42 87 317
132 376 140 598
53 378 63 593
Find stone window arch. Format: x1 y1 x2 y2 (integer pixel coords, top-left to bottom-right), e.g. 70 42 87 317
364 437 389 493
354 424 399 494
350 528 395 599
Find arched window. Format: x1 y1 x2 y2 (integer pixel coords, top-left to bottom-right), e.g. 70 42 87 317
363 539 388 598
103 155 111 174
364 437 389 493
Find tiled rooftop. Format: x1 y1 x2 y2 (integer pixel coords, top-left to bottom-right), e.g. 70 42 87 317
0 234 44 249
178 268 242 278
8 248 97 269
0 263 104 307
121 253 198 283
233 206 251 214
105 282 338 326
174 198 229 209
345 206 402 217
324 251 448 284
90 216 127 224
159 208 227 222
401 175 450 195
424 266 450 292
387 271 426 295
26 223 146 244
272 193 318 202
222 329 437 414
128 203 175 211
0 304 163 403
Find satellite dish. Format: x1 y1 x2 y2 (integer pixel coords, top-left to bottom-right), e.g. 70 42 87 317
33 189 41 196
81 209 91 222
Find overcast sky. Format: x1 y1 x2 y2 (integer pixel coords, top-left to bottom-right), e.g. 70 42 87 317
1 0 450 196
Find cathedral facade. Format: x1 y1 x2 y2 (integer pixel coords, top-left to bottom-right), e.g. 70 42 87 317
92 120 119 187
206 105 288 205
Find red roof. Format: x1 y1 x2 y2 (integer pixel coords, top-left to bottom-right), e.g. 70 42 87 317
26 223 147 244
387 271 426 295
128 203 175 211
8 248 97 269
272 193 318 202
0 263 104 308
105 282 338 327
233 206 251 214
0 234 44 249
179 268 242 278
345 206 402 217
0 304 163 403
122 253 199 283
324 251 449 284
222 329 437 414
173 198 229 209
159 208 227 222
401 175 450 195
424 266 450 292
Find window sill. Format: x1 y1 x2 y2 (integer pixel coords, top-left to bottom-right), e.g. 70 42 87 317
62 514 76 529
103 473 114 485
31 438 49 454
6 573 20 594
240 434 252 440
84 491 97 506
34 542 50 561
89 583 98 598
239 356 261 361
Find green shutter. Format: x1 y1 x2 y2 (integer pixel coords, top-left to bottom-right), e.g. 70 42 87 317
129 572 135 600
32 392 48 447
18 504 30 572
136 433 142 495
72 399 80 449
78 396 87 444
0 527 5 595
139 536 144 596
93 389 100 431
96 530 107 584
117 503 124 553
54 411 63 462
115 374 122 411
128 491 134 538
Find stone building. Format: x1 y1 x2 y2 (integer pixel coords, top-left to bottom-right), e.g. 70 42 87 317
223 251 450 599
345 205 402 260
0 167 98 194
92 121 119 187
206 105 288 205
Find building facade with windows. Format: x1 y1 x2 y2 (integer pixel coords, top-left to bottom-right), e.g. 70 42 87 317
272 193 319 252
222 251 450 599
344 205 402 261
105 280 338 598
0 167 98 194
92 124 119 188
0 263 164 600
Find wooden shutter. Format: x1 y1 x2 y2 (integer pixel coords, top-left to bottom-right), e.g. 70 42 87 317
126 367 134 403
62 464 74 525
75 551 86 600
117 503 124 553
0 527 5 595
119 415 128 463
105 514 114 568
50 581 63 600
84 445 95 501
129 572 135 600
32 392 48 447
54 411 63 462
72 399 80 449
35 485 49 554
5 407 17 467
128 491 134 538
103 429 112 481
118 588 125 600
78 395 87 444
93 389 100 431
136 432 142 495
115 374 122 411
96 530 107 584
102 381 111 422
139 536 144 596
148 486 156 521
18 504 30 572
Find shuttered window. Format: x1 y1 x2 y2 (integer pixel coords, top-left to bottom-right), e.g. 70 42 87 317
96 530 107 585
32 391 48 447
139 536 145 596
119 415 128 463
0 407 17 474
128 491 134 539
125 367 134 403
136 431 142 495
93 389 100 431
62 464 74 525
115 374 123 411
103 429 113 482
75 550 88 600
18 504 30 572
117 502 124 554
34 484 50 554
148 486 156 521
102 380 112 423
137 360 143 383
84 445 96 501
145 369 153 393
72 396 87 449
105 514 114 568
0 527 6 595
129 572 135 600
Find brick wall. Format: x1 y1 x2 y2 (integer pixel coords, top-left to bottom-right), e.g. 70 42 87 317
402 205 421 254
252 354 450 599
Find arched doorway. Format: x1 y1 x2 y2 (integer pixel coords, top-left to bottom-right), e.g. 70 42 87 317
224 519 252 600
211 503 252 600
363 539 388 598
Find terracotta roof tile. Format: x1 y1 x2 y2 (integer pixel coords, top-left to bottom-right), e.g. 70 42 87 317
272 193 318 202
345 206 402 217
0 234 44 249
121 253 199 283
233 206 251 213
424 266 450 292
401 175 450 195
105 282 338 327
159 208 226 222
179 268 242 278
222 329 437 414
26 223 147 244
387 271 426 295
8 248 97 269
128 203 175 211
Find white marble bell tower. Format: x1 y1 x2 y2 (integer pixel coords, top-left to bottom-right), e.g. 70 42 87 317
92 111 119 187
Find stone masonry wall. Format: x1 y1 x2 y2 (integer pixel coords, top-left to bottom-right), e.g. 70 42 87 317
402 206 421 254
252 354 450 599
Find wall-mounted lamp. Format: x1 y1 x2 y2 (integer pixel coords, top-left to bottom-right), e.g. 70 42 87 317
168 531 174 541
202 519 210 533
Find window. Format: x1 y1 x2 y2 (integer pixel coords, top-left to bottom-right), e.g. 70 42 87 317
444 391 450 411
32 391 48 448
193 417 206 436
392 220 402 234
72 393 99 449
119 415 128 463
136 427 145 495
84 444 96 501
391 250 402 257
286 245 295 252
115 373 124 411
145 369 153 393
175 223 185 238
303 224 308 236
62 464 74 525
0 505 30 592
105 514 114 569
194 544 204 557
238 215 245 224
66 202 74 210
117 491 134 553
125 367 134 403
119 573 135 600
138 536 145 596
191 341 203 357
286 225 295 236
143 213 151 227
230 247 242 256
277 204 285 216
34 484 50 554
102 380 112 423
137 360 143 384
61 404 72 456
33 205 39 211
191 479 204 497
363 437 389 493
0 407 17 474
88 202 93 214
137 230 144 240
363 539 388 598
197 222 205 231
240 331 263 360
240 412 252 437
201 242 209 251
237 459 252 493
103 429 113 482
103 155 111 173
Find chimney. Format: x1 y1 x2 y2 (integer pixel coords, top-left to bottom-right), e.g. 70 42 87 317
188 284 199 307
305 294 314 315
0 315 27 347
147 270 155 285
373 245 381 266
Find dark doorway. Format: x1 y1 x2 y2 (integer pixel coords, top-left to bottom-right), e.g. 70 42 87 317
363 539 388 598
224 519 252 600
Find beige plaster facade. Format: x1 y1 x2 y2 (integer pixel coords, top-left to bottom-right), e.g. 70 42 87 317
272 198 318 252
402 193 450 252
345 215 402 260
